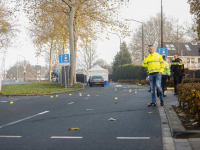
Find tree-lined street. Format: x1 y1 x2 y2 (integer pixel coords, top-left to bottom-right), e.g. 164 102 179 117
0 84 162 150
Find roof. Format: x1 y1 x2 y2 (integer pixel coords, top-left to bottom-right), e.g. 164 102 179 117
163 42 200 56
88 65 107 71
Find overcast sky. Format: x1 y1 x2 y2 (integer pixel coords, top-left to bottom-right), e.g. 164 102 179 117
0 0 193 72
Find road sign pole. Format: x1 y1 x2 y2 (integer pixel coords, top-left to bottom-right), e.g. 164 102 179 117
0 74 2 92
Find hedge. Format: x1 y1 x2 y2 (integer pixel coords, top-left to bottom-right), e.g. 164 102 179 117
177 83 200 125
113 64 147 81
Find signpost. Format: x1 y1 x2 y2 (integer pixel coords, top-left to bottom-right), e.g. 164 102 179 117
59 54 70 88
157 48 168 57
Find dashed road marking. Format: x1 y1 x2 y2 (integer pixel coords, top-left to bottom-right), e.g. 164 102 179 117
0 101 8 103
116 137 150 140
0 136 22 138
50 136 83 139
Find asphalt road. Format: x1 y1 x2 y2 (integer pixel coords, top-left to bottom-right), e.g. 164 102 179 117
0 84 162 150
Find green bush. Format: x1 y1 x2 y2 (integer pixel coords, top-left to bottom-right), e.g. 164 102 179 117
113 64 147 81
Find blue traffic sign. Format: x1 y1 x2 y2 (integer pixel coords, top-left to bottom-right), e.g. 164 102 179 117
157 48 168 57
59 54 70 64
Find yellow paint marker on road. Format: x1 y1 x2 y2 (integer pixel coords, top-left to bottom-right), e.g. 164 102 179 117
69 94 72 96
10 101 14 104
115 88 117 91
79 93 82 96
135 91 137 93
115 97 118 100
87 94 90 97
51 96 53 98
129 89 132 92
56 95 58 97
164 91 166 93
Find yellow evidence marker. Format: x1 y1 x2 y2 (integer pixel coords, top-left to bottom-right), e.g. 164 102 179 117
79 93 82 96
69 94 72 96
10 101 14 104
129 89 132 92
87 94 90 97
115 97 118 100
135 91 137 93
51 96 53 98
115 88 117 91
56 95 58 97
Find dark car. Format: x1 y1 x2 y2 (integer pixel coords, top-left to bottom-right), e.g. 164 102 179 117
88 75 104 87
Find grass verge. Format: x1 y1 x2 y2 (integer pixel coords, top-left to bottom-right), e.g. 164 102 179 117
0 82 83 95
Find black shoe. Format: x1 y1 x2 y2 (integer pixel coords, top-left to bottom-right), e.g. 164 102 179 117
163 95 167 97
160 100 164 106
148 103 156 107
148 90 151 92
174 93 178 95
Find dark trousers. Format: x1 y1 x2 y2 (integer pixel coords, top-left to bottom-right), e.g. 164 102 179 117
157 75 167 96
174 75 182 94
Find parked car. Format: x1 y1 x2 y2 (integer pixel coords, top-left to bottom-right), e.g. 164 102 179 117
88 75 104 87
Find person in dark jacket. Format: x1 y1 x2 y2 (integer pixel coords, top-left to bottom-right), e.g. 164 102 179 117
171 53 184 95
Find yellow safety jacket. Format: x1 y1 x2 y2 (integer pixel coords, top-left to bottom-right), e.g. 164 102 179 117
163 61 171 76
142 52 165 74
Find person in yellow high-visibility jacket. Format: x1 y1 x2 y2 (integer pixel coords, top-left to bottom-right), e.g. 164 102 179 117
142 45 165 106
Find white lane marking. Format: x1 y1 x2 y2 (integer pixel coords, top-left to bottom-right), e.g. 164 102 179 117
85 97 89 99
116 137 150 140
0 136 22 138
96 95 99 96
115 85 122 88
50 136 83 139
0 111 49 129
68 102 74 105
0 101 8 103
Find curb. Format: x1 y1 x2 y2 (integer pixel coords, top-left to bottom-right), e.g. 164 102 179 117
165 105 200 138
1 87 86 97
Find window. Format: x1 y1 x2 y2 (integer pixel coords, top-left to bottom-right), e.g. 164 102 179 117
165 44 171 50
187 58 190 63
165 44 176 50
191 58 195 63
198 58 200 63
185 45 191 51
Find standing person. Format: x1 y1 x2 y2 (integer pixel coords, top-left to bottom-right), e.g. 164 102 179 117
171 53 184 95
161 56 171 97
142 45 165 106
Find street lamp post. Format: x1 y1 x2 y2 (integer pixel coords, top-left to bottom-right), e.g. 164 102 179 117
125 19 144 62
105 32 122 79
161 0 163 48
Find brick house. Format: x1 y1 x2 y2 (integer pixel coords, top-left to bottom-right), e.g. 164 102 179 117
163 40 200 70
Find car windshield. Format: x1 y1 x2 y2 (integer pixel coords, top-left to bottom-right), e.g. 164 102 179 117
92 76 102 79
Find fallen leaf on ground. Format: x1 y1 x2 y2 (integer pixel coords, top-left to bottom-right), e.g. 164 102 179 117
192 122 198 125
115 102 117 104
189 119 196 122
178 113 186 116
108 118 116 121
68 127 80 130
147 112 153 114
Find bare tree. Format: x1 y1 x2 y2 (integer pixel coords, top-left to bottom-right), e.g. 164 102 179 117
129 13 174 64
77 41 98 71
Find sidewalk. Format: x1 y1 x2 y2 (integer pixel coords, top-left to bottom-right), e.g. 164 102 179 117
158 90 200 150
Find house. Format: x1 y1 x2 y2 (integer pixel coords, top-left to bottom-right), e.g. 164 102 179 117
162 40 200 70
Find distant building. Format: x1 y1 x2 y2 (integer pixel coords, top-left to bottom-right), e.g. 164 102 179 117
162 40 200 70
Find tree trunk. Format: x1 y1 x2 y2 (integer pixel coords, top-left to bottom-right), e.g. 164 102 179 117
49 37 54 81
68 0 75 86
63 37 67 54
74 35 78 84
